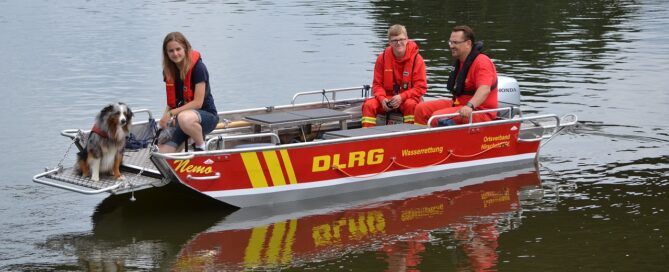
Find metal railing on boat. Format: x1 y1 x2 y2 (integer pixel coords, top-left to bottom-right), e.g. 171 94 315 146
60 109 155 140
426 107 515 128
427 107 577 144
205 132 280 151
291 85 370 105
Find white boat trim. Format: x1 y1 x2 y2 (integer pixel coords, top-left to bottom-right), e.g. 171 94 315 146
210 165 538 232
202 152 536 207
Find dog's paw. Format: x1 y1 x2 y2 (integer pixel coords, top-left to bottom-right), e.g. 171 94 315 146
115 175 126 181
91 176 100 182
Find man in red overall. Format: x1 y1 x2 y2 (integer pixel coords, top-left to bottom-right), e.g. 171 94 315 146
361 24 427 127
414 25 498 126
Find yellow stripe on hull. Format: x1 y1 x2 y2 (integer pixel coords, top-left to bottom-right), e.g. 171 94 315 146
279 150 298 184
242 150 298 188
241 152 269 188
263 151 286 186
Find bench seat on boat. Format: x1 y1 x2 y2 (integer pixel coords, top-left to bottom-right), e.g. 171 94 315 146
244 108 351 130
322 124 423 139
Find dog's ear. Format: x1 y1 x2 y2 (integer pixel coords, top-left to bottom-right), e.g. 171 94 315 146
99 104 115 120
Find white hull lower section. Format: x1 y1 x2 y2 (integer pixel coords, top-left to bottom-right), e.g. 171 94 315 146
203 153 537 207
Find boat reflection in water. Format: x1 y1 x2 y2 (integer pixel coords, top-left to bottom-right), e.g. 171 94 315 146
38 183 235 271
175 166 543 271
38 166 541 270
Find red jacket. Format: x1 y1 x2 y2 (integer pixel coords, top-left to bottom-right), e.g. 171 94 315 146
454 54 498 111
165 50 201 108
372 40 427 104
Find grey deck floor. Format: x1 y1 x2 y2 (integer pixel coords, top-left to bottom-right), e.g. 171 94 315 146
44 146 166 194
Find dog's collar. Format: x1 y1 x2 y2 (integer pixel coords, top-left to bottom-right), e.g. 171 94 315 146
91 124 109 138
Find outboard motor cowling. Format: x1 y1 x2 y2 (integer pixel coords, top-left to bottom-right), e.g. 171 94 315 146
496 76 521 117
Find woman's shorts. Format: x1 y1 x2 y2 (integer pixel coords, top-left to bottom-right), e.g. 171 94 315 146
165 110 219 148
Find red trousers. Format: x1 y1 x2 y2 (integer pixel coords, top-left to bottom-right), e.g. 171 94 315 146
414 99 496 126
361 96 420 127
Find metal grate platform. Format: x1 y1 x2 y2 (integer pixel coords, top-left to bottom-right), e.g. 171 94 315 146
40 165 166 195
34 145 167 195
48 167 124 190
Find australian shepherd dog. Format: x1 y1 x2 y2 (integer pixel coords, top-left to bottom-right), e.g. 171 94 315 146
76 102 133 182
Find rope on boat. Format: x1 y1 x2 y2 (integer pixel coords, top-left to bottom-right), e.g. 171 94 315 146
121 141 159 201
333 141 509 178
333 157 396 179
449 141 509 158
394 152 454 169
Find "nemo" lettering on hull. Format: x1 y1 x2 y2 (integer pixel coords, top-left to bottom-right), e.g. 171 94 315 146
173 159 214 174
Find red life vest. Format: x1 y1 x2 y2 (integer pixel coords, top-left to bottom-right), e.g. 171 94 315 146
165 50 201 108
91 124 108 138
447 42 497 98
382 45 419 93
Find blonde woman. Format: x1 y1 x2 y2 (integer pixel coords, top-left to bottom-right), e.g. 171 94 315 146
159 32 218 152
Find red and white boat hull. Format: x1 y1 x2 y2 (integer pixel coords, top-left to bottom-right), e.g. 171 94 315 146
156 121 541 207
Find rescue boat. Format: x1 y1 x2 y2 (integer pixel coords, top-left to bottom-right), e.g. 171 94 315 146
33 76 577 208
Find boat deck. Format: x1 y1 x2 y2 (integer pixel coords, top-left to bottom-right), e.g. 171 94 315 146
121 147 161 175
34 145 166 195
43 165 164 195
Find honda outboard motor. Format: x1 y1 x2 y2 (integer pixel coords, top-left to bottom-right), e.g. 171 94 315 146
497 76 521 117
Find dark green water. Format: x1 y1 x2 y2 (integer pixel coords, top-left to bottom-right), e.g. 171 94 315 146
1 0 667 271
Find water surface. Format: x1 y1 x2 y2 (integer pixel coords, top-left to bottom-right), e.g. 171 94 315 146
0 0 667 270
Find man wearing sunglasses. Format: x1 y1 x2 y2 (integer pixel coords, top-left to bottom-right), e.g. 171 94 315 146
414 25 498 126
361 24 427 127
